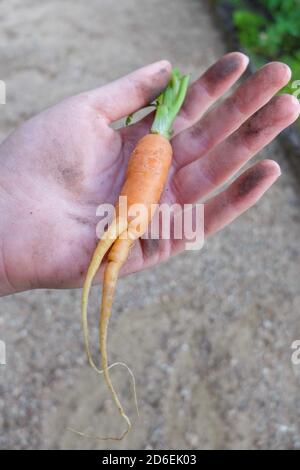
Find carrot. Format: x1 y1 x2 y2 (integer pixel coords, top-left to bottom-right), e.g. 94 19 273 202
77 68 190 440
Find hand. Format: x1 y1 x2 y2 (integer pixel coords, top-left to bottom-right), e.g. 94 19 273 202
0 54 299 294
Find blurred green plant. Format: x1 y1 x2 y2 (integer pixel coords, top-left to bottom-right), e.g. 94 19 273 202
230 0 300 97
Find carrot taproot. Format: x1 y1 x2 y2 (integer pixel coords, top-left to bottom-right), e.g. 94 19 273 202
77 68 190 441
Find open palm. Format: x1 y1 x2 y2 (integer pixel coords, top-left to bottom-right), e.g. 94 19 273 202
0 55 298 294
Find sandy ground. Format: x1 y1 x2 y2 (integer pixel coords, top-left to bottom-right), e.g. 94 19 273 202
0 0 300 450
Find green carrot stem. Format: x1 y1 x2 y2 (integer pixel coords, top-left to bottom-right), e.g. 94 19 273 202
151 68 190 140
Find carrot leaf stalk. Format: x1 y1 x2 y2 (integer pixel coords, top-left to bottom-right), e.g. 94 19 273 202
151 68 190 139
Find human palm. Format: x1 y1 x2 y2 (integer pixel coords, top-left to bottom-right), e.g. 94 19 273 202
0 55 298 294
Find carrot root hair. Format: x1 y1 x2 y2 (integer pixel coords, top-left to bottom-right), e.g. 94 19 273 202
67 361 139 442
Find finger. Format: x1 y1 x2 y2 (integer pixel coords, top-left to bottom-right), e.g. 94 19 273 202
172 62 292 167
203 159 281 237
173 94 300 204
170 159 281 255
86 60 171 122
172 52 249 134
124 52 249 139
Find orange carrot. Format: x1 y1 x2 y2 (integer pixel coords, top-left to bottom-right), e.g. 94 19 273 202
78 68 190 440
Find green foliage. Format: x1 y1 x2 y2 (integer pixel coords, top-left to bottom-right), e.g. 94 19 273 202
230 0 300 101
233 10 265 52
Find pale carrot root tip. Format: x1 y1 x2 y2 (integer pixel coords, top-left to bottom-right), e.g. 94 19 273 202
66 363 138 443
67 422 131 442
99 235 134 440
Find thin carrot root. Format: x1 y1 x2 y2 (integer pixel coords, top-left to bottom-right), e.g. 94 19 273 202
99 233 135 440
75 231 137 441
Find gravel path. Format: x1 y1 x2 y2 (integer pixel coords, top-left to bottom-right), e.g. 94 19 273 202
0 0 300 449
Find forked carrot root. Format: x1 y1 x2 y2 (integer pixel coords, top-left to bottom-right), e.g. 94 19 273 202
81 216 128 373
73 68 190 441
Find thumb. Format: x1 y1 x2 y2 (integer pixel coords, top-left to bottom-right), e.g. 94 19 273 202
87 60 171 122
